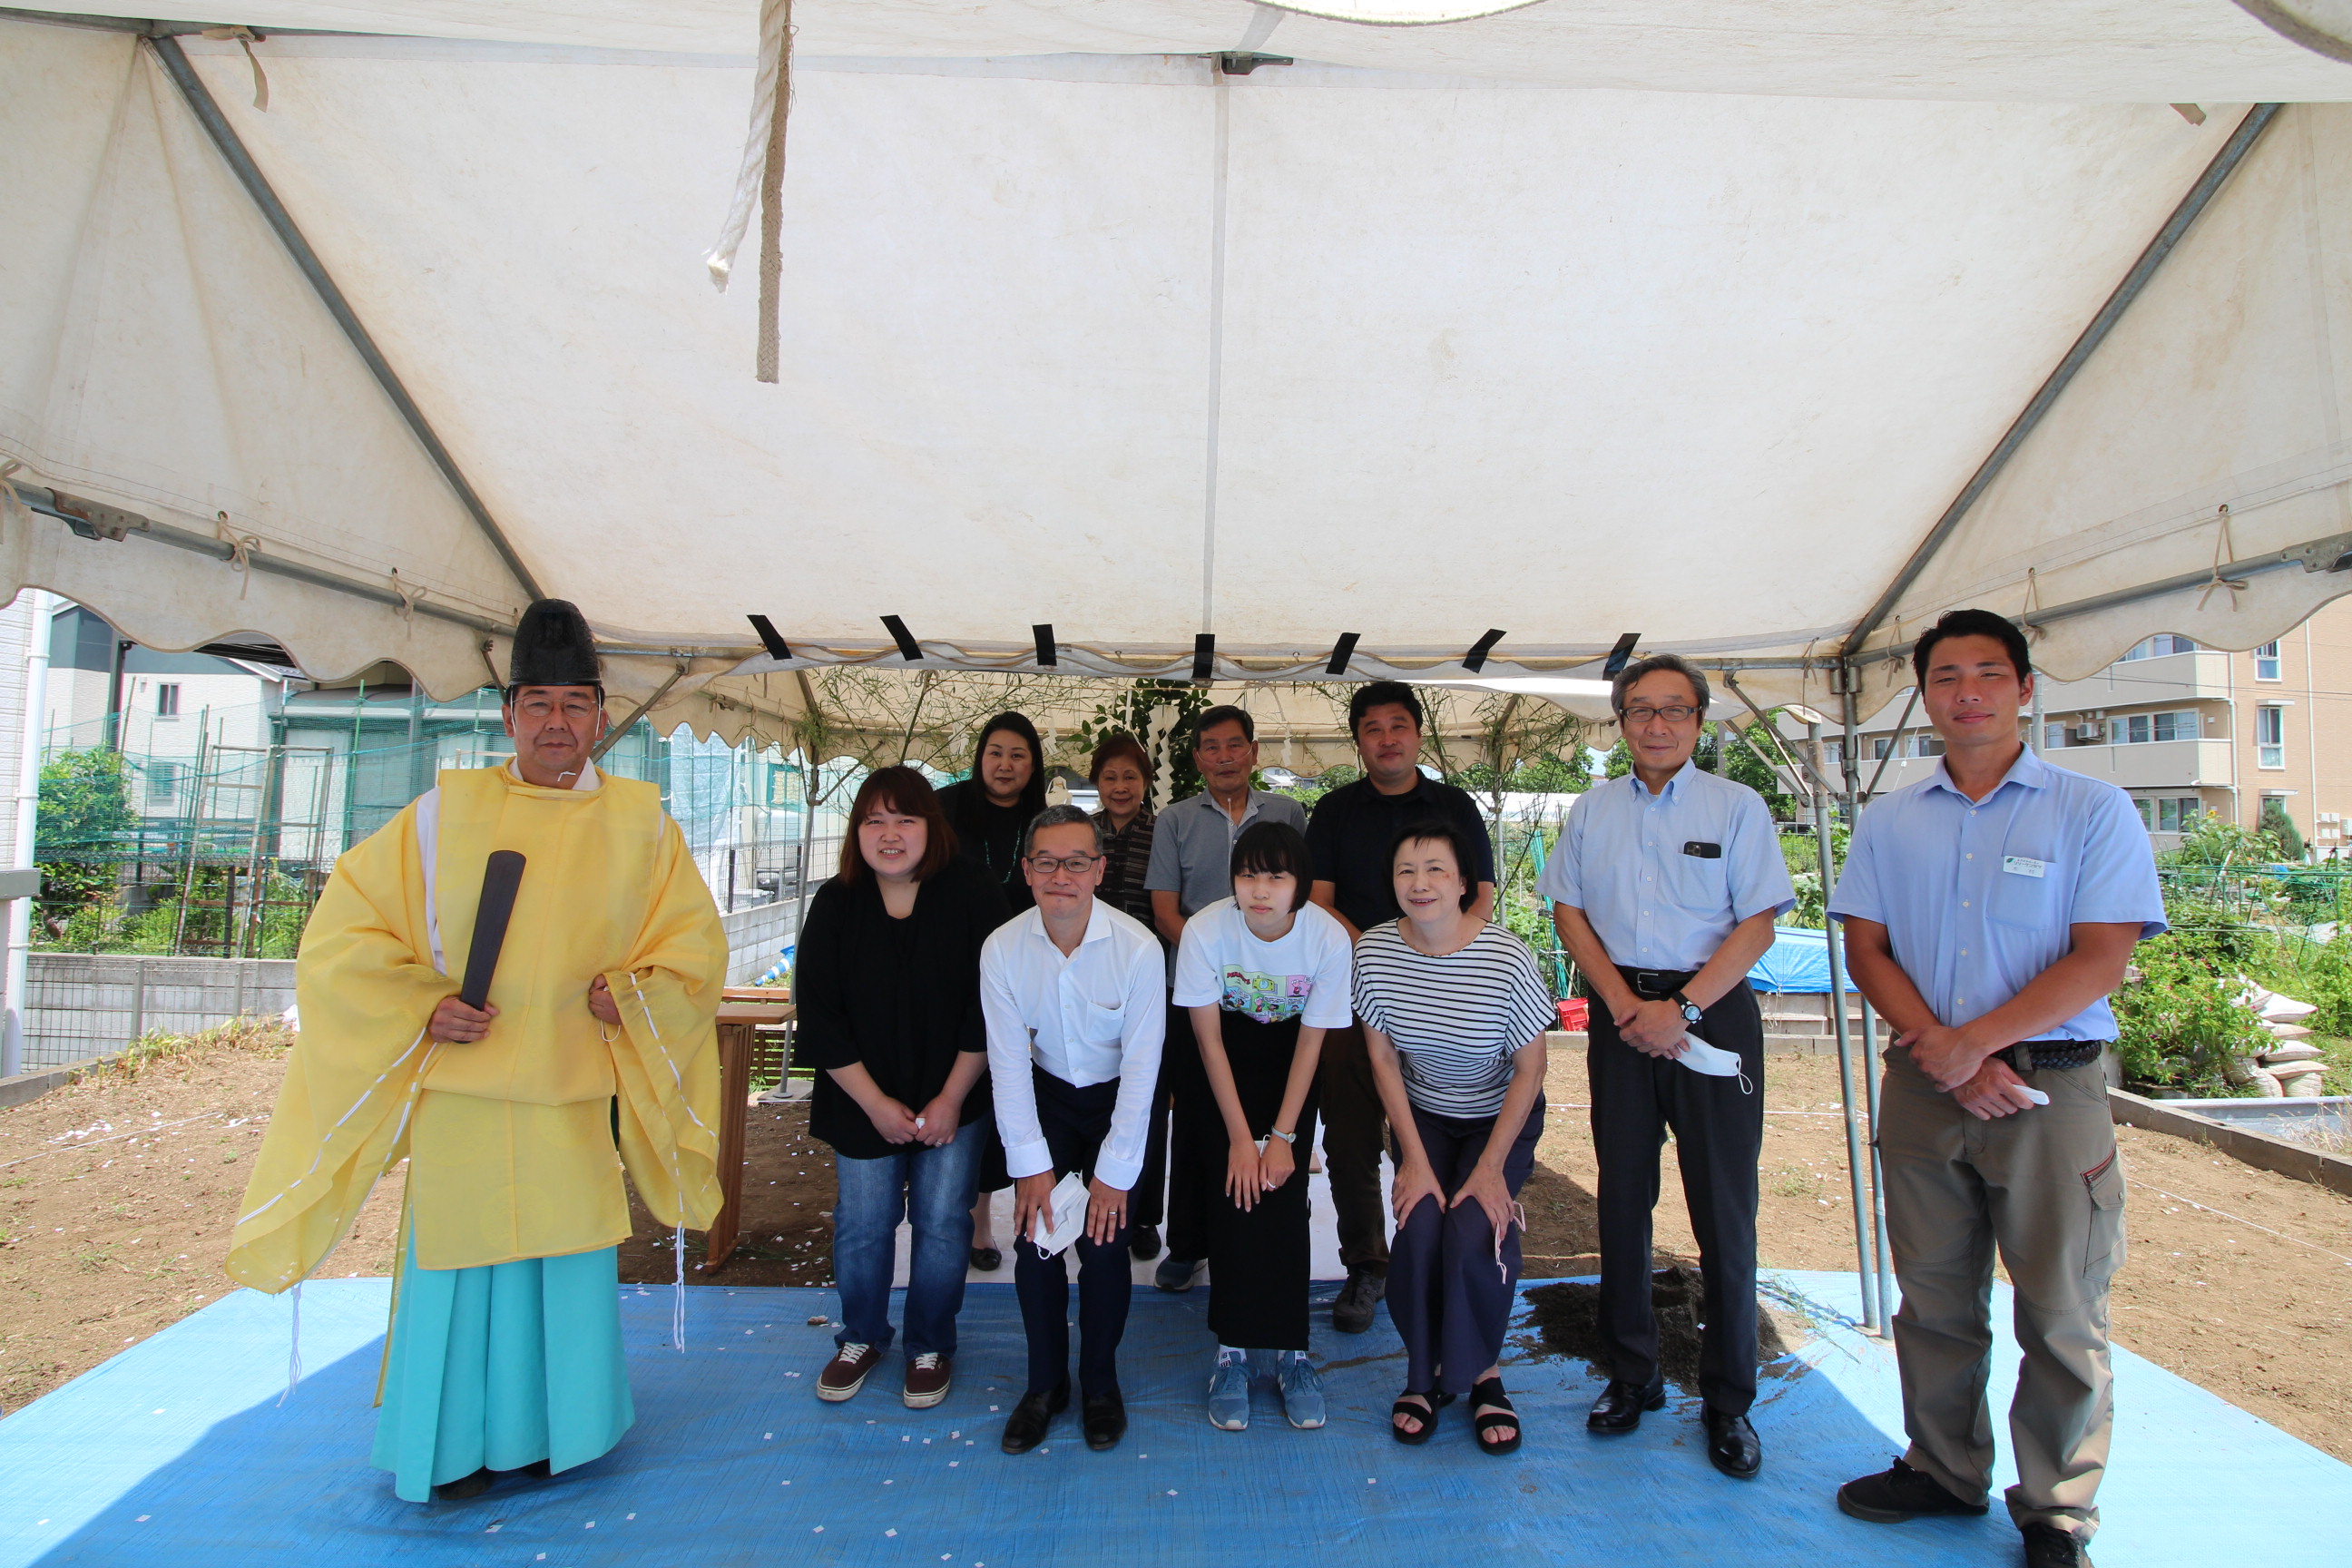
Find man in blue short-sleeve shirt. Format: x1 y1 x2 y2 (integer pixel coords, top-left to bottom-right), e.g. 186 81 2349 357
1828 610 2164 1568
1540 652 1793 1480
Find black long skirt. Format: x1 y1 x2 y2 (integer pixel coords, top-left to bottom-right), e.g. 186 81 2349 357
1200 1010 1319 1351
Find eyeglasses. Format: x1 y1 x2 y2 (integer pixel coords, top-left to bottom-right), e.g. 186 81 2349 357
1026 853 1102 875
1622 704 1700 725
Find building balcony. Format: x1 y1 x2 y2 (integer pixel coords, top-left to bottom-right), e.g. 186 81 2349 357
1856 739 2234 797
2034 649 2239 707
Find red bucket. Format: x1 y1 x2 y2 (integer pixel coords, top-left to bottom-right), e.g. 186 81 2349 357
1556 997 1590 1032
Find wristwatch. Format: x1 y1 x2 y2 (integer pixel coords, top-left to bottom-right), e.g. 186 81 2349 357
1671 990 1703 1024
1266 1128 1298 1145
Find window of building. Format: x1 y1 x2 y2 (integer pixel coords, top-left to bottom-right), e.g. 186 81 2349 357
150 759 181 808
1911 733 1945 758
2132 798 2203 832
2121 633 2198 661
2257 704 2286 769
1872 737 1894 760
155 682 180 718
2255 641 2282 681
2108 710 2199 745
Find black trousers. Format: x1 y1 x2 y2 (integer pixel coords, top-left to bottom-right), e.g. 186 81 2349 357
1012 1068 1133 1398
1589 971 1765 1415
1200 1012 1319 1351
1388 1100 1543 1395
1133 1004 1210 1258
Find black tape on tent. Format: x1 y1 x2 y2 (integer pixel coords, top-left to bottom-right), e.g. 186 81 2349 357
1602 632 1642 677
1325 632 1360 676
746 613 791 662
880 615 923 662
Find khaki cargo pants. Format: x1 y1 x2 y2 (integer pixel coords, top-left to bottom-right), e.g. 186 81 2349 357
1877 1046 2126 1542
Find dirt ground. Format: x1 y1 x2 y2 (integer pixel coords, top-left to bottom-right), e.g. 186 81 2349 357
3 1034 2347 1467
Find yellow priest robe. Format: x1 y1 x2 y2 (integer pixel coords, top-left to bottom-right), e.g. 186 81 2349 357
228 760 726 1293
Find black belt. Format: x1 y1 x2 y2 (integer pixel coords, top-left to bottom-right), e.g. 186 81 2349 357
1616 966 1698 1002
1994 1040 2107 1073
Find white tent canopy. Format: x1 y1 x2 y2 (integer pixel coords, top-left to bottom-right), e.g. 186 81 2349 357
5 2 2352 745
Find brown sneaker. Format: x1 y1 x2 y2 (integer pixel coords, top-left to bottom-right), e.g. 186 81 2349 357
903 1351 953 1408
817 1341 882 1402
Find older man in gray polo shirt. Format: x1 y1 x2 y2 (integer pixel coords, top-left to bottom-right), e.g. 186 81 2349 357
1141 705 1308 1292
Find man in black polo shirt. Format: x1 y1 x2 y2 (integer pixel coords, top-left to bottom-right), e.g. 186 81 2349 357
1306 681 1497 1332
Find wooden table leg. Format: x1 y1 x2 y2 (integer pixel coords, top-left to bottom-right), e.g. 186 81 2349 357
706 1020 752 1269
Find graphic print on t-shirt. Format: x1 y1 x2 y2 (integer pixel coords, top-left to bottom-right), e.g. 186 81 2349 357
1221 965 1316 1024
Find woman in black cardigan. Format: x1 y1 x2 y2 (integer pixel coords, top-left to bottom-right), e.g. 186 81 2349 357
932 710 1049 1263
798 766 1010 1409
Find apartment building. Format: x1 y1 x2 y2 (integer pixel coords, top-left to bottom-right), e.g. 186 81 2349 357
1825 597 2352 857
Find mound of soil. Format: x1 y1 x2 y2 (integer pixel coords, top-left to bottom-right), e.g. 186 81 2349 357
1521 1264 1812 1391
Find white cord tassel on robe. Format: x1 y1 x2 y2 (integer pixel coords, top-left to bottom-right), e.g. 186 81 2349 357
703 0 795 383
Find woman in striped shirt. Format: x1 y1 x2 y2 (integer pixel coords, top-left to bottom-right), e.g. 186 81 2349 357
1353 820 1554 1455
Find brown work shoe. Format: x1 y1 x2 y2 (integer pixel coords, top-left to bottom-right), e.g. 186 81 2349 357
903 1351 953 1408
817 1341 882 1402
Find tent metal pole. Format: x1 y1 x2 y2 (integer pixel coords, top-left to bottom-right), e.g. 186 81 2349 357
1839 674 1894 1332
593 662 688 762
1808 717 1878 1330
146 34 547 606
1840 102 2284 661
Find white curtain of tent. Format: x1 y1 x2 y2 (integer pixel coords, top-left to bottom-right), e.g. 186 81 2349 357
3 4 2352 740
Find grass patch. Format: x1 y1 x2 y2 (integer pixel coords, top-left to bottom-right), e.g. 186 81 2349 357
74 1015 295 1086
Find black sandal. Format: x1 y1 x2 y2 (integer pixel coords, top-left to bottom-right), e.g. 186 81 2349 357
1389 1387 1454 1446
1470 1376 1521 1455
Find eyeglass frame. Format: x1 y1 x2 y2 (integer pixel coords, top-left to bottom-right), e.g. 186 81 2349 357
1024 852 1104 876
1619 703 1702 725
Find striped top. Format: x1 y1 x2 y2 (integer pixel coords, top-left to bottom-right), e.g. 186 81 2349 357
1350 921 1556 1119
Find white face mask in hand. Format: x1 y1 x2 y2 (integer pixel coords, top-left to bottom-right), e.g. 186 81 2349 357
1678 1035 1754 1095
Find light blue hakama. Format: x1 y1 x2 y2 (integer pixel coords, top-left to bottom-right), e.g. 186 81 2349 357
371 1235 633 1502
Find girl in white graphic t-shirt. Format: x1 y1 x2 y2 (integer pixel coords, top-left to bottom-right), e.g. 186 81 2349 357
1173 821 1354 1434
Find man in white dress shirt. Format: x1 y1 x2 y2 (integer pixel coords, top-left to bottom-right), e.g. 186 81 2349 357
982 804 1167 1455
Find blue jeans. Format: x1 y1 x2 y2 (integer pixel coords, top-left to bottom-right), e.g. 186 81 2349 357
832 1130 982 1358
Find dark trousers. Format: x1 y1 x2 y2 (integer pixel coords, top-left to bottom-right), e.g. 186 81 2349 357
1201 1013 1319 1351
1012 1068 1133 1398
1316 1018 1391 1275
1589 972 1765 1415
1388 1099 1543 1396
1150 1005 1211 1259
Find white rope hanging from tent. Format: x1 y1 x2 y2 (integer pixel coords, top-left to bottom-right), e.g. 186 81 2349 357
702 0 795 384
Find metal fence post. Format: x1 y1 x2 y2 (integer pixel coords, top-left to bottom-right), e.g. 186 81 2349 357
129 957 146 1044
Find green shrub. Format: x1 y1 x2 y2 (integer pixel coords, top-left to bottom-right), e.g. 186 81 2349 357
2112 936 2272 1094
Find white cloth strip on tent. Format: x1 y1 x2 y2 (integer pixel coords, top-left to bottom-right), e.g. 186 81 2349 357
45 1 2352 100
3 8 2352 740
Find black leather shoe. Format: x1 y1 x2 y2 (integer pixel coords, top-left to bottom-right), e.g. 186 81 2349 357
1082 1386 1127 1451
1703 1408 1761 1478
1836 1456 1991 1523
433 1467 494 1501
1586 1378 1665 1434
2021 1523 2095 1568
999 1379 1070 1455
969 1247 1003 1272
1128 1223 1161 1262
1330 1266 1386 1334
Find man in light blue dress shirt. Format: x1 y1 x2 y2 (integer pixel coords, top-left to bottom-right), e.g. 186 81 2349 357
1540 652 1794 1480
1828 611 2164 1568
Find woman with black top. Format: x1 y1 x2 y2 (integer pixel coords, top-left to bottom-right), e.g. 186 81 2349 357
1088 731 1158 927
936 711 1049 914
934 711 1048 1267
798 767 1010 1410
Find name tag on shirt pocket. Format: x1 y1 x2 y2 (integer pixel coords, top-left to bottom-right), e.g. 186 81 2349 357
1682 841 1723 859
1990 853 2058 927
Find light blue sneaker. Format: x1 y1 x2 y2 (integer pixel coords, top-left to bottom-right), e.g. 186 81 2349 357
1276 1352 1327 1429
1207 1354 1251 1430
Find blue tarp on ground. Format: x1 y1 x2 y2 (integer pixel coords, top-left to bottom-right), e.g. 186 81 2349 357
1749 927 1856 995
0 1272 2343 1567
